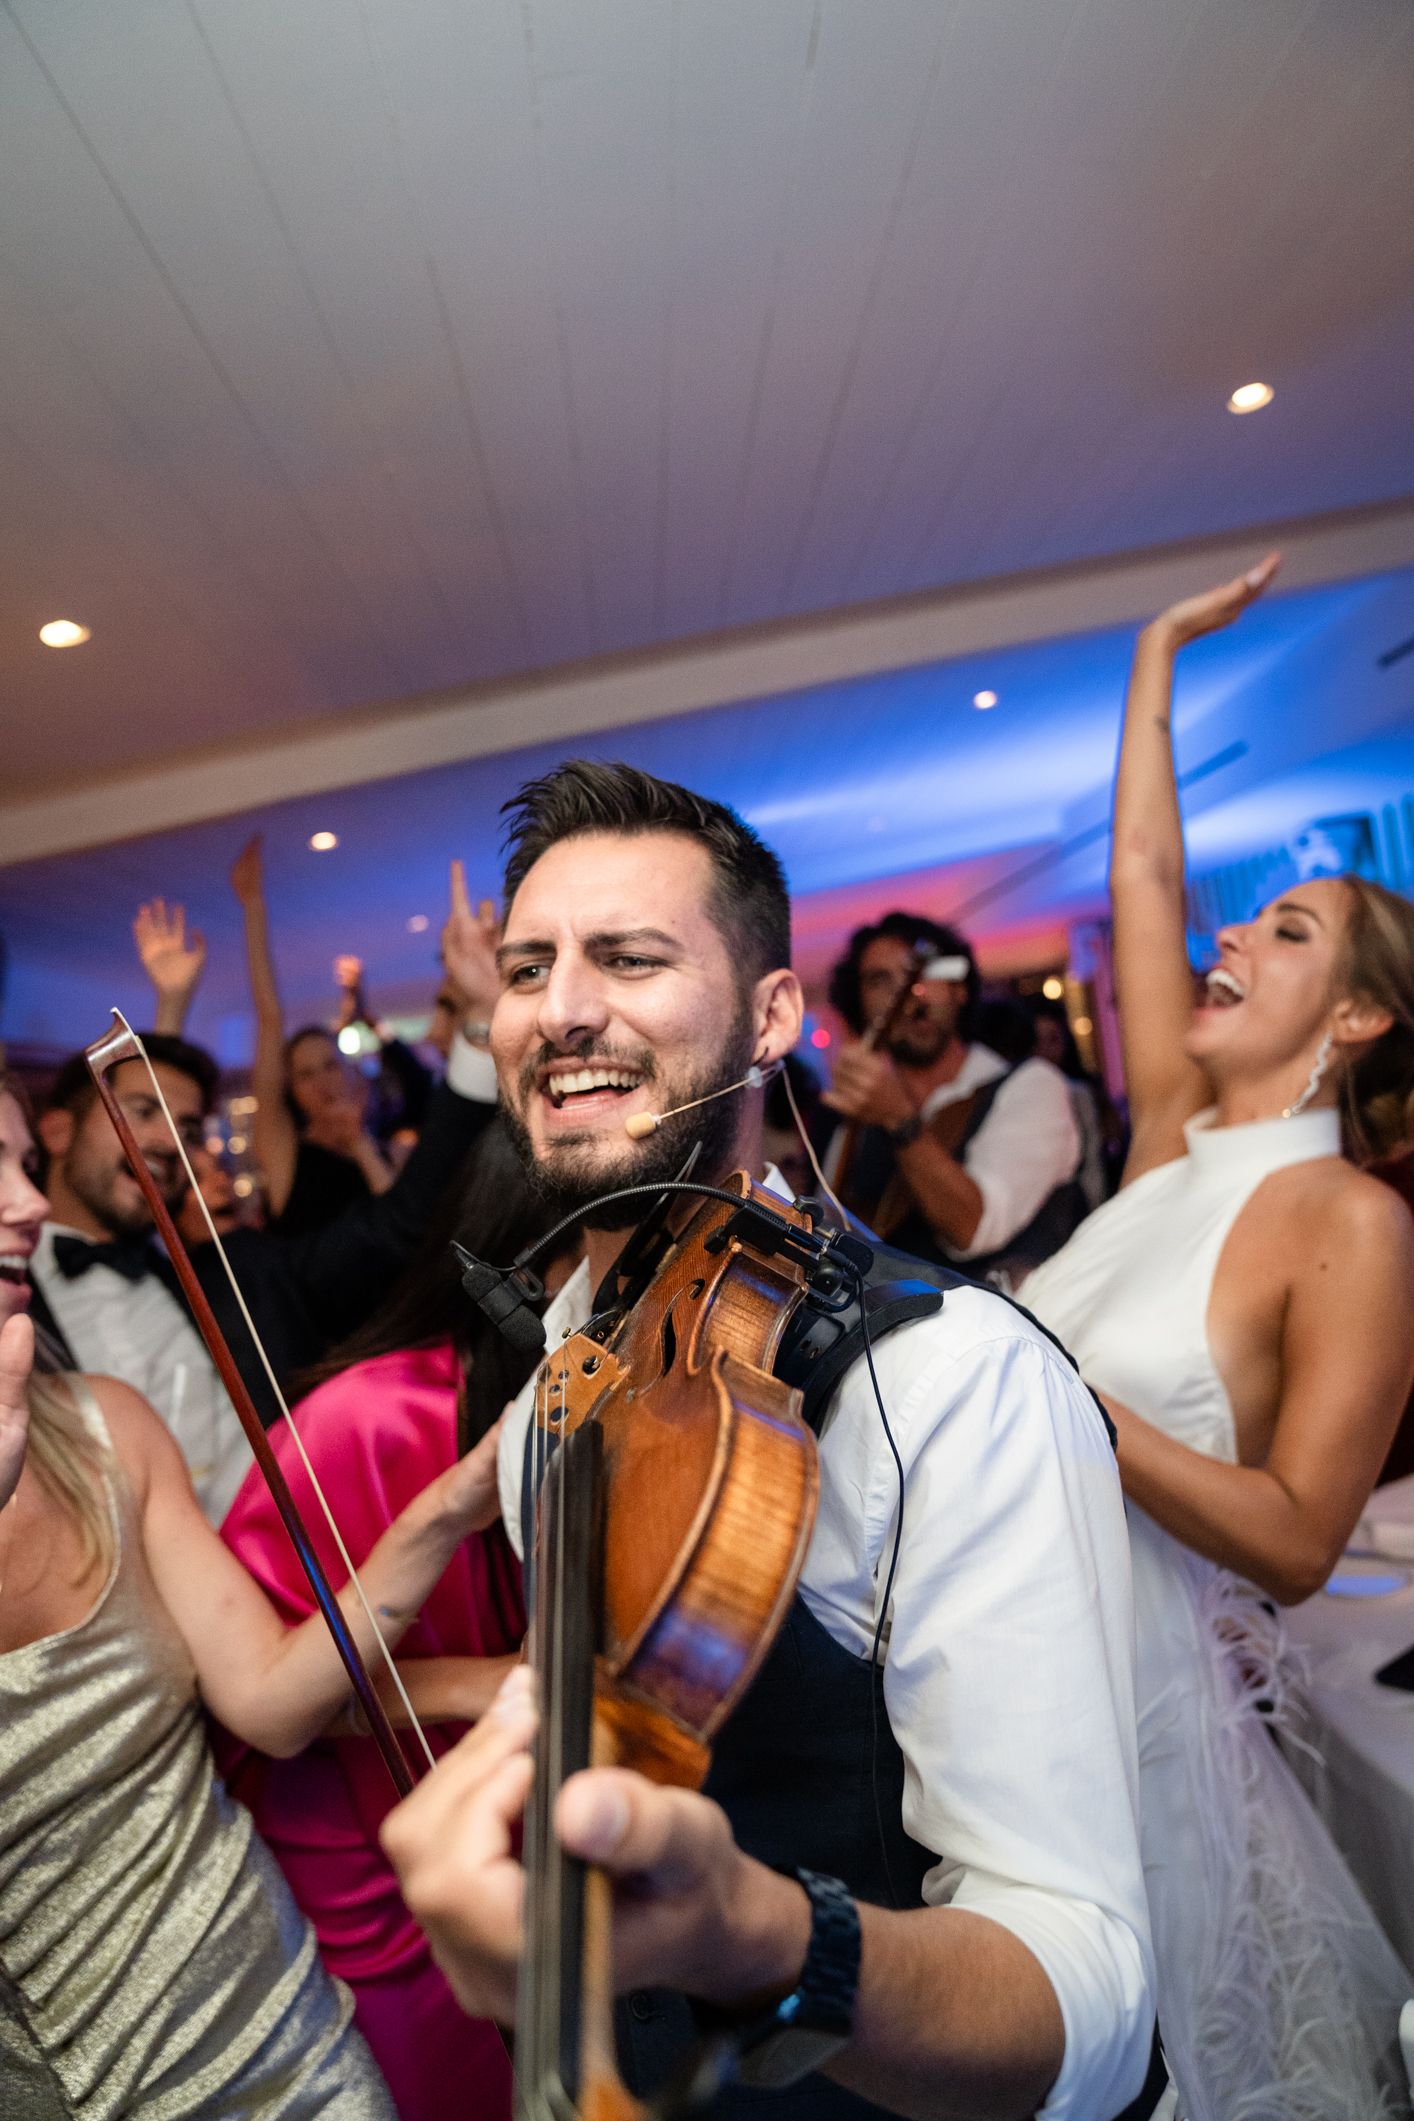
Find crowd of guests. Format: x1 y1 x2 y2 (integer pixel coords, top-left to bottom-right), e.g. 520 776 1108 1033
5 551 1414 2120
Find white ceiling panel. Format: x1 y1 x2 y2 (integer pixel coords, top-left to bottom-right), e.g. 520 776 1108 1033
0 0 1410 819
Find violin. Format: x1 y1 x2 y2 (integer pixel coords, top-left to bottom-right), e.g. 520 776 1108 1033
508 1169 857 2121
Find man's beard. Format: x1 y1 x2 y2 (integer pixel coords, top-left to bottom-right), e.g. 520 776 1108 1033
67 1148 168 1238
886 1011 954 1068
501 1004 755 1232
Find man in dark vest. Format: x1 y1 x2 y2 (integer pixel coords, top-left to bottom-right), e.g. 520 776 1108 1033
821 913 1088 1289
384 763 1158 2121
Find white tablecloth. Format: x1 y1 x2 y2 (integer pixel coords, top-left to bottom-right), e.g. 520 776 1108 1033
1283 1471 1414 1972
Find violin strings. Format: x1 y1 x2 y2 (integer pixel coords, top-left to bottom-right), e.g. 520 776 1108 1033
114 1013 437 1774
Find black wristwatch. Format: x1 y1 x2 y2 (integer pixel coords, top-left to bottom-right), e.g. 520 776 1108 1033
700 1867 861 2091
887 1110 924 1149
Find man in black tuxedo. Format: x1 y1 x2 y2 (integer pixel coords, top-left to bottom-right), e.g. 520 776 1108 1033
29 1026 497 1524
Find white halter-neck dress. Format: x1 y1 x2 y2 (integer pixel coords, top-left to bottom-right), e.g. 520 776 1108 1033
1024 1106 1412 2121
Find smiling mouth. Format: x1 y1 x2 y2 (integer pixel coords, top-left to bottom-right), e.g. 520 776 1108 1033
543 1065 645 1111
1202 968 1246 1010
0 1256 31 1285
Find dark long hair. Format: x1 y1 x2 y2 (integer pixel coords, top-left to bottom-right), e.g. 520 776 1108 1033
296 1119 580 1449
827 912 980 1037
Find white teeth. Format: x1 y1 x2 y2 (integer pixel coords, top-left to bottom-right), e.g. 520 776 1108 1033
546 1066 642 1100
1205 968 1246 1004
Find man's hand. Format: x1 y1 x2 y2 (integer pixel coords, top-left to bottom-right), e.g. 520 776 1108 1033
133 900 207 1030
821 1042 917 1133
0 1314 34 1511
442 861 500 1024
230 834 264 908
384 1666 810 2024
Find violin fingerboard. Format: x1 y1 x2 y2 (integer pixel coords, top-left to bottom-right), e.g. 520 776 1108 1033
518 1419 602 2121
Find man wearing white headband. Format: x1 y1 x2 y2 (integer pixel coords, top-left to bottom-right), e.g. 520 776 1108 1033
823 913 1083 1288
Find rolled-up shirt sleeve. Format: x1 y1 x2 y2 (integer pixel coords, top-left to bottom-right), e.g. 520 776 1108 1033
950 1057 1080 1260
801 1304 1154 2120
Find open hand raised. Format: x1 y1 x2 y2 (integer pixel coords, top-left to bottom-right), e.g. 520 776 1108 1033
133 900 207 1000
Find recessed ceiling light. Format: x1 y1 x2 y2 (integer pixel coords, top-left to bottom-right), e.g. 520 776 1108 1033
973 689 998 710
407 914 429 933
1227 382 1274 414
337 1026 361 1054
1042 976 1064 1000
309 831 338 851
39 619 90 647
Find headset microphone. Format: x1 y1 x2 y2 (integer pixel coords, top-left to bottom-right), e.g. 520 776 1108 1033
623 1058 783 1139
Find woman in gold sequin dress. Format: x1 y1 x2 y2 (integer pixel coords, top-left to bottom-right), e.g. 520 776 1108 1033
0 1067 503 2119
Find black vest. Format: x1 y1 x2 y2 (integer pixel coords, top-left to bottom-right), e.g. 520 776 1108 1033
615 1592 933 2119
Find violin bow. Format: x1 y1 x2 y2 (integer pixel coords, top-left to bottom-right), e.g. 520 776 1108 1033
84 1010 434 1799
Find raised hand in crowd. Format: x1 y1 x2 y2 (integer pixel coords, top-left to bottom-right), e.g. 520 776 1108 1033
231 834 394 1222
133 898 207 1035
441 860 500 1043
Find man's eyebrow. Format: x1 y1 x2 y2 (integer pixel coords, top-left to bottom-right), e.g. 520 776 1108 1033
496 936 555 968
495 926 682 966
584 928 681 952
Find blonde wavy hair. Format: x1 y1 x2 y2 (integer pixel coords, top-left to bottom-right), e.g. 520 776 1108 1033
1 1063 116 1581
1335 877 1414 1162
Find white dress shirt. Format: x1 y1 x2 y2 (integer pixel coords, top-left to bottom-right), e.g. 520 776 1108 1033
32 1223 252 1526
497 1174 1155 2120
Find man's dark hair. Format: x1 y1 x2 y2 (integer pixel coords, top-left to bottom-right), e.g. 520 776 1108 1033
828 912 980 1036
47 1033 221 1124
500 760 791 984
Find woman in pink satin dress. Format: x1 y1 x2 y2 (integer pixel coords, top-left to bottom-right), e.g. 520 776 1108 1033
221 1123 581 2121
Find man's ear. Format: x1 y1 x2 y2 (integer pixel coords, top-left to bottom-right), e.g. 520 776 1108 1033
1331 994 1396 1049
752 970 805 1065
38 1107 75 1161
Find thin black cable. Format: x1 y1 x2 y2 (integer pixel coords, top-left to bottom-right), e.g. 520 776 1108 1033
856 1267 906 1911
511 1180 804 1275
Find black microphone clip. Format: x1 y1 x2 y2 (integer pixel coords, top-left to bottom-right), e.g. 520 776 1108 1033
452 1242 548 1357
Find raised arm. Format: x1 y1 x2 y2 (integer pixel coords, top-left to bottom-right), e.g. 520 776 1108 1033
230 835 299 1218
1111 553 1280 1180
99 1373 506 1757
133 900 207 1035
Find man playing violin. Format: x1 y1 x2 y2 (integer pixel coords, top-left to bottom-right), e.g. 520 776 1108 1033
383 762 1157 2121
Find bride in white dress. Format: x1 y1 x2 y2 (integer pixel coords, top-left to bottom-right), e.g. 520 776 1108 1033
1023 553 1414 2121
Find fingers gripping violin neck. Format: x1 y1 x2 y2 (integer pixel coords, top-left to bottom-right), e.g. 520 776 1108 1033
464 1172 869 2121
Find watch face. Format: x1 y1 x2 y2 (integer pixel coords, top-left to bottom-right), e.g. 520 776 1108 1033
737 2026 850 2092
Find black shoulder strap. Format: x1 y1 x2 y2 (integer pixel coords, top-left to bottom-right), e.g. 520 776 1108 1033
953 1062 1012 1155
774 1233 1116 1451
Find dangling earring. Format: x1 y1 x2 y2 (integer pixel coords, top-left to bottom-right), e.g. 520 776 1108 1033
1283 1031 1333 1119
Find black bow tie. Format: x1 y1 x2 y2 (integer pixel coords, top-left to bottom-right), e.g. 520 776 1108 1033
53 1232 165 1285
